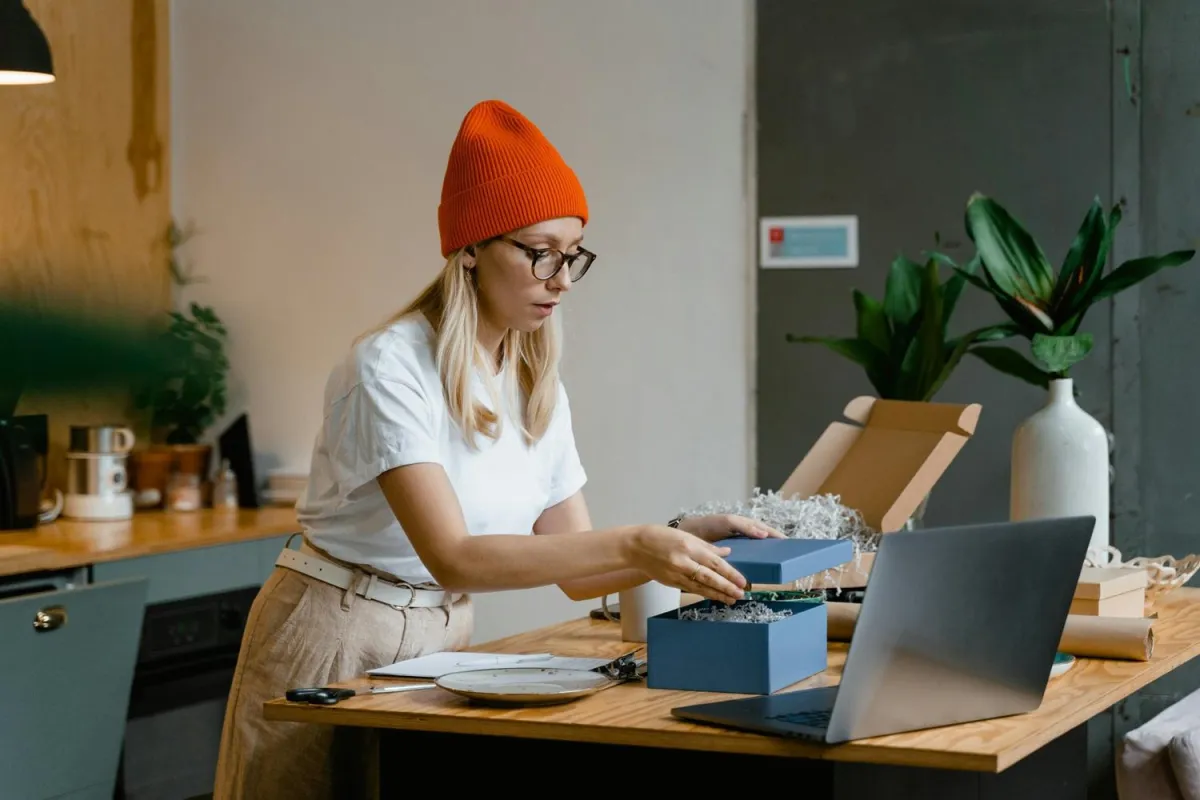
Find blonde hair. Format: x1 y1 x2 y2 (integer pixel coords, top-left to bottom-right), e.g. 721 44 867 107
366 247 561 449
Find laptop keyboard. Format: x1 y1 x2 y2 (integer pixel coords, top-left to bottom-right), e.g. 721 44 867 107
769 709 832 729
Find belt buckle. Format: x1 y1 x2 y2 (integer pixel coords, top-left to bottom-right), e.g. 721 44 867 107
386 580 416 610
361 572 417 610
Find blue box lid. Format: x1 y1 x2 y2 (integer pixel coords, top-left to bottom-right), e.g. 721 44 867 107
714 537 854 585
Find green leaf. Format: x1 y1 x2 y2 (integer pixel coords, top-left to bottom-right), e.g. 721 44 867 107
1059 202 1124 333
852 290 891 354
975 261 1054 335
883 255 922 325
894 337 927 400
135 303 230 445
966 322 1023 343
180 374 209 407
964 192 1056 305
1090 249 1197 302
924 323 1020 400
950 262 993 294
967 345 1053 389
908 259 947 401
1031 333 1093 374
933 252 977 335
925 333 973 401
785 335 882 367
1050 199 1105 317
786 335 892 394
1088 201 1123 294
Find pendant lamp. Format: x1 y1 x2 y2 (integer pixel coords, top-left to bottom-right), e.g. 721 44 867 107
0 0 54 85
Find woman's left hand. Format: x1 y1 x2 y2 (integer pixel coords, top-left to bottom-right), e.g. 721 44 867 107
676 514 785 543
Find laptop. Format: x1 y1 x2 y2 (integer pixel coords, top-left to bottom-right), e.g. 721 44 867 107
670 515 1095 744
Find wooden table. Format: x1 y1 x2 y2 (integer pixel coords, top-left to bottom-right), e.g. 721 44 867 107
265 588 1200 799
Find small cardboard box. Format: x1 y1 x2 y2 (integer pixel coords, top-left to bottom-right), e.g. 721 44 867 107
780 396 982 590
646 539 852 695
1071 566 1148 617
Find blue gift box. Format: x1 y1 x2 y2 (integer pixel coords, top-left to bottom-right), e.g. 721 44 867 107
645 537 852 695
713 537 855 586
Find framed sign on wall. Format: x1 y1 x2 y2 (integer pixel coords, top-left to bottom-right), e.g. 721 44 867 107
759 215 858 269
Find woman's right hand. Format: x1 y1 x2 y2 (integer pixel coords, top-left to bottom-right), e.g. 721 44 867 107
623 525 747 605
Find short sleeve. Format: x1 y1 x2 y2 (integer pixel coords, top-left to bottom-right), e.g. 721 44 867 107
324 352 442 494
544 382 588 509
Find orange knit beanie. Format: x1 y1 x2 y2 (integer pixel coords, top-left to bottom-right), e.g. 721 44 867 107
438 99 588 257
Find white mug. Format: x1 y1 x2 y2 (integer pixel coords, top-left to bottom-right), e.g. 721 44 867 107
602 581 681 643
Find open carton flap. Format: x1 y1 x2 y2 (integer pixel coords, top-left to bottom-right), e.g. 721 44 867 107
778 396 981 533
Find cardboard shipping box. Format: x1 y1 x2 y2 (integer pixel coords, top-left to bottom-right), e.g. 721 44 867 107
774 396 982 590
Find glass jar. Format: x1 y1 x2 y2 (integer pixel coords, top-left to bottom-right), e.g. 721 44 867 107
212 458 239 510
166 472 201 512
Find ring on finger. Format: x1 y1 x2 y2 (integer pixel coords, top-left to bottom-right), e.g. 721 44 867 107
689 566 703 583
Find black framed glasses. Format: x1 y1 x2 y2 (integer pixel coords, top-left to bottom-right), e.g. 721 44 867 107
495 236 596 282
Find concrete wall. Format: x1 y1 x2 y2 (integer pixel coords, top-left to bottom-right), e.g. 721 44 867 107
754 0 1113 524
755 1 1200 794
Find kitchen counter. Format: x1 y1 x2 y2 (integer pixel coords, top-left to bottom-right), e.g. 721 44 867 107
0 506 301 578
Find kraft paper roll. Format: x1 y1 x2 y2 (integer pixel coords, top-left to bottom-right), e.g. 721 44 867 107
825 602 1155 662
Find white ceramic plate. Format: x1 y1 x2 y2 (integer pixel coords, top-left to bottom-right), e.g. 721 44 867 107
1050 652 1076 678
435 667 614 706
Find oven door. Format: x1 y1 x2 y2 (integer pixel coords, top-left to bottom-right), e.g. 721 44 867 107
115 585 258 800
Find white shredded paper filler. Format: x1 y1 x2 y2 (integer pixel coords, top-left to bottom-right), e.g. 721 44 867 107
680 600 793 624
678 489 880 597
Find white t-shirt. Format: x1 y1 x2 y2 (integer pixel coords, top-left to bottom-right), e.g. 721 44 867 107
296 313 587 584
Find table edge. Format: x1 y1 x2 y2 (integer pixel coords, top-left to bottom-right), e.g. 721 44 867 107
995 639 1200 770
0 514 301 578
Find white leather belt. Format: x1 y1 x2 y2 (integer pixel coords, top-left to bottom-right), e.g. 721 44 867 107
275 547 458 609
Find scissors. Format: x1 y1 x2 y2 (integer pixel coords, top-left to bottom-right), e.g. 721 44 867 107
286 682 437 705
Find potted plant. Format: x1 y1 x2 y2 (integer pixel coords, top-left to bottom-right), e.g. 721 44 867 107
953 192 1196 559
787 251 1017 401
787 250 1016 525
133 301 229 481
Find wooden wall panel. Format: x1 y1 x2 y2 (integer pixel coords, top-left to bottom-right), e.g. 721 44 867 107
0 0 171 493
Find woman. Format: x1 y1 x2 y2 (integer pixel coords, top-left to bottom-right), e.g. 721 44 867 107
214 99 778 799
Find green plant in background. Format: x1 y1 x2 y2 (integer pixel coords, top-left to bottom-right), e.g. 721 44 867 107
133 301 229 444
0 301 178 420
166 218 206 287
130 218 229 444
787 252 1018 401
951 192 1197 386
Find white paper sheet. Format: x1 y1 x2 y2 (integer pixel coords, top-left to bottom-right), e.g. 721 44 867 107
367 650 617 679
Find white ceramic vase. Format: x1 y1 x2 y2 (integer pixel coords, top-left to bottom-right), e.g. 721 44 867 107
1010 378 1110 561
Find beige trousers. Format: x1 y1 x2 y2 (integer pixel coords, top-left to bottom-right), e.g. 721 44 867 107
212 557 473 800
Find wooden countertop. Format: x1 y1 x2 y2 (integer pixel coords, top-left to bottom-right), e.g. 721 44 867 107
0 506 301 578
264 587 1200 773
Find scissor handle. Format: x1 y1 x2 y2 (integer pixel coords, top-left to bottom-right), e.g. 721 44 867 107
286 687 355 704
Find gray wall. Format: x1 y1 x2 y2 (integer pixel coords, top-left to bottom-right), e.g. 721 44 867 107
1110 0 1200 783
756 1 1199 794
756 0 1113 525
1136 0 1200 569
